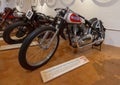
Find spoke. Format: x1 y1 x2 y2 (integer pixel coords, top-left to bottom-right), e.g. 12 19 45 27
27 46 43 62
26 30 58 65
39 31 49 45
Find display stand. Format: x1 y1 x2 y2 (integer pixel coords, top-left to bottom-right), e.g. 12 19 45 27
92 44 102 51
0 38 38 51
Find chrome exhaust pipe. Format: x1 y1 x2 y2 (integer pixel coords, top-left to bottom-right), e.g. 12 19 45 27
79 38 103 48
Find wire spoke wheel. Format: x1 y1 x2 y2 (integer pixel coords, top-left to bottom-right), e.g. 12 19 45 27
19 26 59 70
26 30 58 66
9 26 29 40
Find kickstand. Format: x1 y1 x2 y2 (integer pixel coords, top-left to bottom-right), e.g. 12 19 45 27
92 44 102 51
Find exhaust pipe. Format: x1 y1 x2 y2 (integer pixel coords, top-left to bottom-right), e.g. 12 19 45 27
78 38 103 48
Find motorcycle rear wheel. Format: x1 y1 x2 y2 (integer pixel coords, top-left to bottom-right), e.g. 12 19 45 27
93 24 105 46
3 21 33 44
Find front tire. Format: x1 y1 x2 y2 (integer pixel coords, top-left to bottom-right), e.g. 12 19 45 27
19 26 59 70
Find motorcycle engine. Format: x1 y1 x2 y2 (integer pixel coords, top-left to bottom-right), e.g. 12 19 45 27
69 23 93 47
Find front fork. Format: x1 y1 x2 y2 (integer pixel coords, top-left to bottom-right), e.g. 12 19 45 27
40 27 59 49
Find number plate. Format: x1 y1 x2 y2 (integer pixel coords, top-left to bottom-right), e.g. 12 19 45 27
26 10 33 19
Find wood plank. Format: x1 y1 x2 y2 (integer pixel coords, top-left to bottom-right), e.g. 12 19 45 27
40 56 89 83
0 41 38 51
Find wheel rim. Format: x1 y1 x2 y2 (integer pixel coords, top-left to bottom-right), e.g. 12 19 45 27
26 30 58 66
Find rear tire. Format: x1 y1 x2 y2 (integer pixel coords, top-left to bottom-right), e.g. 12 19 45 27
3 21 33 44
93 22 106 46
19 26 59 70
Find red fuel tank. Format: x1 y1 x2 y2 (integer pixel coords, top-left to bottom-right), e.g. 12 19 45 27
66 13 82 23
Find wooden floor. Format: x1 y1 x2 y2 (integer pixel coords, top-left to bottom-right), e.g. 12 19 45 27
0 39 120 85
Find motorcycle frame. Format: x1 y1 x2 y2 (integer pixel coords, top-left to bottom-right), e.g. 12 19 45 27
51 10 101 48
42 7 104 49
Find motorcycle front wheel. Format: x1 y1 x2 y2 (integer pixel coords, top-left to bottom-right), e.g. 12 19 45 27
3 21 33 44
19 26 59 70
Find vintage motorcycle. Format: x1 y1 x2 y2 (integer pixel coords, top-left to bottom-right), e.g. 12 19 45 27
19 7 105 70
0 7 24 31
3 6 54 44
